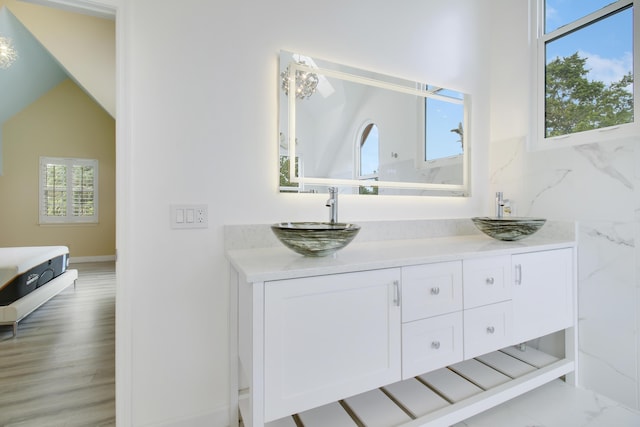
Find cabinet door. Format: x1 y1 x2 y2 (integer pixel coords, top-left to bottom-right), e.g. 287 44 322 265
402 261 462 322
512 248 574 344
402 312 463 379
263 269 401 422
463 255 511 309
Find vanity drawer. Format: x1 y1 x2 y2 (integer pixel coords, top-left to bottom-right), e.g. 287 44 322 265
463 301 513 359
402 312 463 379
402 261 462 322
463 255 511 309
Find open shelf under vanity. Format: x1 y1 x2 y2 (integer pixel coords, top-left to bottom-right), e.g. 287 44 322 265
248 346 573 427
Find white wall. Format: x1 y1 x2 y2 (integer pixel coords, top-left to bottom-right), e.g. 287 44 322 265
118 0 492 425
489 0 640 410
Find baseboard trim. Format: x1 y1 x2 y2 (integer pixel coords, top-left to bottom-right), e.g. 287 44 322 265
69 255 116 263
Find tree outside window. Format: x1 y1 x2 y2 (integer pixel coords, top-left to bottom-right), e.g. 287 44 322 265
535 0 635 144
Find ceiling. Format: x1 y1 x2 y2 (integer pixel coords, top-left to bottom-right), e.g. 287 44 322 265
0 6 68 126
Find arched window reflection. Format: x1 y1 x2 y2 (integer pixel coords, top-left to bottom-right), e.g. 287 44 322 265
359 123 378 177
358 122 379 195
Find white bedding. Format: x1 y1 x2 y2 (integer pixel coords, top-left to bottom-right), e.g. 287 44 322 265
0 246 69 287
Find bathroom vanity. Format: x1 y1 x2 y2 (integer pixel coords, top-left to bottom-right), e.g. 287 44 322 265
227 230 576 427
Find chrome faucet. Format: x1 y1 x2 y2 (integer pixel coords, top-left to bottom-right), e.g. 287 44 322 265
326 187 338 224
495 192 504 218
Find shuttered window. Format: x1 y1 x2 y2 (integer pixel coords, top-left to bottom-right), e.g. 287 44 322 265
39 157 98 224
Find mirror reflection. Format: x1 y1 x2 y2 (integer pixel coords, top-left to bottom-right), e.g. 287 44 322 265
278 51 470 196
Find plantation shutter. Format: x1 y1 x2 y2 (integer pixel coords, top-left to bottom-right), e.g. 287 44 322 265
39 157 98 224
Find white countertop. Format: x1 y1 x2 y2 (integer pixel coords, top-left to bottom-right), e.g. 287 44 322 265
226 234 576 283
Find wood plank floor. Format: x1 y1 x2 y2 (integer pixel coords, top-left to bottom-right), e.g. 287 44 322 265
0 262 115 427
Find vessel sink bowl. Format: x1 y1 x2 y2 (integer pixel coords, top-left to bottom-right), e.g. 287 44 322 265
471 217 546 241
271 222 361 257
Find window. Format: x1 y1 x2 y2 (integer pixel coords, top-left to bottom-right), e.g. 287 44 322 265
39 157 98 224
416 87 465 171
424 91 464 161
532 0 637 148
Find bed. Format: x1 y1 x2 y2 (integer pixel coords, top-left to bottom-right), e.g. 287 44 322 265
0 246 78 337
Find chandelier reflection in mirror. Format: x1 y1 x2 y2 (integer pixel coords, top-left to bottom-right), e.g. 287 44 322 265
281 61 319 100
0 36 18 69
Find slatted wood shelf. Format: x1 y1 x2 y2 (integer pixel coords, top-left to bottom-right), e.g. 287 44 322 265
252 346 573 427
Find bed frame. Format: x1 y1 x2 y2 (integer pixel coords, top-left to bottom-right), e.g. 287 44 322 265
0 269 78 337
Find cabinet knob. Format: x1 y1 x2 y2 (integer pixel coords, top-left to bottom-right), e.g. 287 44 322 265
486 326 495 334
430 287 440 295
431 341 441 349
486 277 495 285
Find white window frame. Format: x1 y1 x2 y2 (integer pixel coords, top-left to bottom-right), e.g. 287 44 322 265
417 96 465 169
39 156 99 224
529 0 639 150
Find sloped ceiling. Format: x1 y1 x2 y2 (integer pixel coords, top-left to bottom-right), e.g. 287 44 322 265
0 6 67 125
0 0 114 174
0 0 115 122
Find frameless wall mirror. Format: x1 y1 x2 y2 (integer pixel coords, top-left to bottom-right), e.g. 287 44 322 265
278 50 470 196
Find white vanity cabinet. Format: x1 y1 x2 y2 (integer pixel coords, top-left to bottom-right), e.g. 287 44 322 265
228 235 577 427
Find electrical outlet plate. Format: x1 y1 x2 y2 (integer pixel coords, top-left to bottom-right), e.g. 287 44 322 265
170 204 208 229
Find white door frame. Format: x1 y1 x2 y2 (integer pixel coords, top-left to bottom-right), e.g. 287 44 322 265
27 0 132 425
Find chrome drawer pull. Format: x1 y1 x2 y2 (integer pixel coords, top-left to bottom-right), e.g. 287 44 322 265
486 326 495 334
431 341 441 349
486 277 494 285
430 287 440 295
515 264 522 285
393 280 400 306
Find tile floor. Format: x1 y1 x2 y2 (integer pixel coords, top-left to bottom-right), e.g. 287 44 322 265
454 379 640 427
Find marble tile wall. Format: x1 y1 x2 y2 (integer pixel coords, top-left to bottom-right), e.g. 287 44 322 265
490 136 640 410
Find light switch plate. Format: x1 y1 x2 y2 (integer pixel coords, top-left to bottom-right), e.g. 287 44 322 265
170 204 208 229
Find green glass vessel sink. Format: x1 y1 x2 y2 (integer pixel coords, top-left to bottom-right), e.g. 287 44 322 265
471 217 546 241
271 222 361 257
